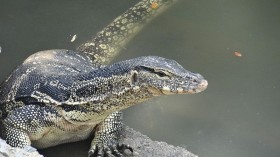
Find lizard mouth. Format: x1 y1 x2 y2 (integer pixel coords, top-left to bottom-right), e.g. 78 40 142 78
161 79 208 95
196 79 208 93
161 86 174 95
183 79 208 94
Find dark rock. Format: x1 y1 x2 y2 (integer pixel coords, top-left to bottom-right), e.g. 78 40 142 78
122 126 197 157
0 126 197 157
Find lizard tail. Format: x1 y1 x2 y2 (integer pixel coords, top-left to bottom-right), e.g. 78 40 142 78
76 0 179 65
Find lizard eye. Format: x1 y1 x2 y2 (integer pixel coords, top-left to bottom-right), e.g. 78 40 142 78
156 71 168 77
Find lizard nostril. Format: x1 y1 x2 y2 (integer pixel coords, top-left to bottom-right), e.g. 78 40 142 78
200 80 208 88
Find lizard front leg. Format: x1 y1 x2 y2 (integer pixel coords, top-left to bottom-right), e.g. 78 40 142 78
89 111 132 157
1 104 56 149
2 121 31 148
2 104 43 148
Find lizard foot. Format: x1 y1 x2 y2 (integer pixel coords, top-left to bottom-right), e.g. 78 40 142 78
88 143 133 157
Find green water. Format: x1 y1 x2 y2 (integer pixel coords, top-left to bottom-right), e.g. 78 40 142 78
1 0 280 157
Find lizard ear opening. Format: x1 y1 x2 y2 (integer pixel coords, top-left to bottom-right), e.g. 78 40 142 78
130 70 139 86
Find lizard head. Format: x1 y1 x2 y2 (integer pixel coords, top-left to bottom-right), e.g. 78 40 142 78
128 56 208 96
67 56 207 114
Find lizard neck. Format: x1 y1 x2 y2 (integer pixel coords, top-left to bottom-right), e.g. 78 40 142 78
63 59 155 114
60 60 155 124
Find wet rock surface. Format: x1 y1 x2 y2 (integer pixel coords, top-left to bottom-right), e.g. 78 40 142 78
0 126 197 157
122 126 197 157
0 139 43 157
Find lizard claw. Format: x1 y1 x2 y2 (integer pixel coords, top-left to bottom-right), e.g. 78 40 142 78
117 143 133 154
88 143 133 157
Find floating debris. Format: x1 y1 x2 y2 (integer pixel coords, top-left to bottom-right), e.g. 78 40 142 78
71 34 77 42
151 2 159 9
234 51 242 57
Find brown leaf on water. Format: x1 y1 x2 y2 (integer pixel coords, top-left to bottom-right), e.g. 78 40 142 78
234 51 242 57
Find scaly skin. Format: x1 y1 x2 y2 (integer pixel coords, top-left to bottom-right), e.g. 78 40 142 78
0 0 208 156
77 0 179 65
